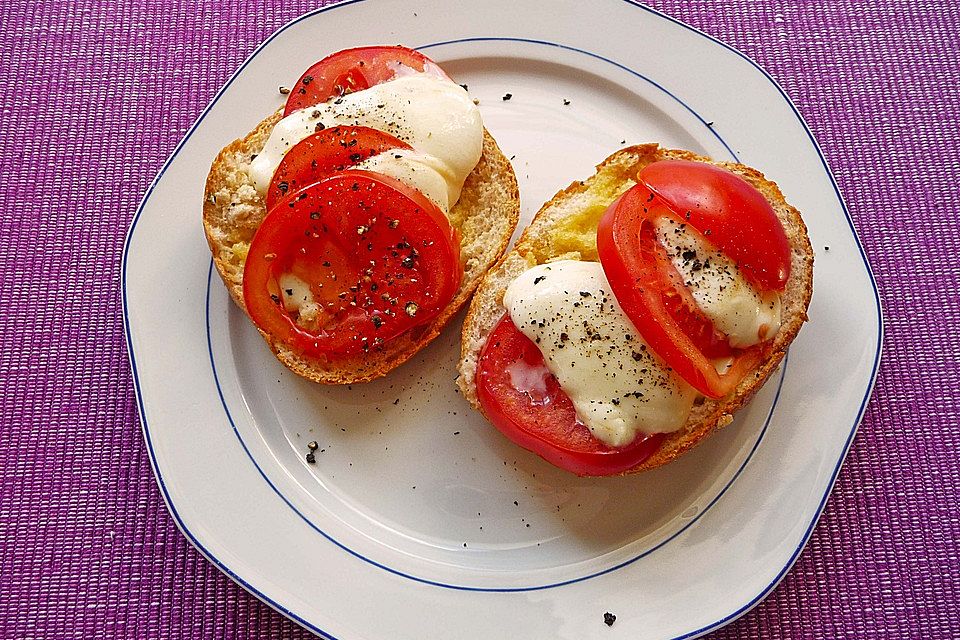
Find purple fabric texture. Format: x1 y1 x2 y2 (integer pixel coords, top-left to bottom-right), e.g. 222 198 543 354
1 0 958 637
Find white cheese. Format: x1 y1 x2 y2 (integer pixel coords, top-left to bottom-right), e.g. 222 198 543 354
351 149 451 214
503 260 696 447
655 218 781 348
248 75 482 214
277 272 321 321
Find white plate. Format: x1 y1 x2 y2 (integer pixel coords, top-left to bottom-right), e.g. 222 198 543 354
123 1 882 638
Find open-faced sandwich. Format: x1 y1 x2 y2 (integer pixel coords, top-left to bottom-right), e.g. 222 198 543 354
204 46 520 384
458 145 813 476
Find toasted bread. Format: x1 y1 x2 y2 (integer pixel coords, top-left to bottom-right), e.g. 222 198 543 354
457 144 813 474
203 110 520 384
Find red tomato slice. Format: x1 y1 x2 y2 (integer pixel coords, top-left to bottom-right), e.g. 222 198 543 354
476 314 666 477
243 170 461 357
283 46 450 117
265 126 412 212
597 161 790 398
639 160 791 291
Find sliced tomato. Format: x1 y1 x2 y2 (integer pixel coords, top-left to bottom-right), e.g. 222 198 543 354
476 314 666 477
597 160 791 398
284 46 450 116
243 170 460 357
265 126 411 212
639 160 791 291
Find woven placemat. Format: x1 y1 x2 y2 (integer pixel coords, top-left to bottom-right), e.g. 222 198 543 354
1 0 957 637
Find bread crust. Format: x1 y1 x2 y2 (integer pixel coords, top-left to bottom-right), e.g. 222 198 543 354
457 144 813 475
203 110 520 384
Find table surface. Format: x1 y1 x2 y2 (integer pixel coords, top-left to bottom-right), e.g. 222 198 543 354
2 0 958 637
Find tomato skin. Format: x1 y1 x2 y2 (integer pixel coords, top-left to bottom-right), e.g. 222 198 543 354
639 160 791 291
243 170 461 357
597 177 772 399
283 46 450 117
476 314 666 477
265 126 412 212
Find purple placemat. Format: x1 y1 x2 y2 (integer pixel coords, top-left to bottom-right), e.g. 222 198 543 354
1 0 958 637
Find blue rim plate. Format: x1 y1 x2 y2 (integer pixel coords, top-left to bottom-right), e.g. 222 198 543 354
123 1 882 638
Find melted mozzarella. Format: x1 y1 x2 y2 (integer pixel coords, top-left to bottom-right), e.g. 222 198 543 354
278 272 320 322
248 75 482 214
503 260 696 447
655 218 781 348
351 149 451 214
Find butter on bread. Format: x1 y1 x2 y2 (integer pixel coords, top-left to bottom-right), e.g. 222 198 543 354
203 110 520 384
457 144 813 474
